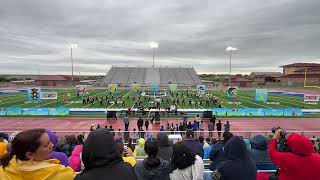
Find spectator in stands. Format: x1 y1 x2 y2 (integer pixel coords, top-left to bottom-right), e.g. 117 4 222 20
134 138 170 180
199 136 211 159
216 120 222 138
182 129 204 158
109 126 115 136
69 145 83 172
134 138 146 157
224 121 230 132
128 138 136 152
249 135 275 170
269 130 320 180
132 128 139 143
46 130 69 166
160 126 165 131
76 129 136 180
63 134 78 157
170 142 204 180
0 136 7 157
212 136 257 180
0 129 75 179
116 129 123 140
209 132 233 171
187 122 193 130
157 132 172 161
77 134 84 145
115 140 137 167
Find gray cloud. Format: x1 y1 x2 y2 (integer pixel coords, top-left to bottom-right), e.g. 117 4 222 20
0 0 319 75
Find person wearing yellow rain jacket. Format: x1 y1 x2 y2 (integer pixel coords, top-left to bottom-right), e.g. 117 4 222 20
0 129 75 180
133 138 146 157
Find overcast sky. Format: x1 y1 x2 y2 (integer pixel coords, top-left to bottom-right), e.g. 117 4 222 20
0 0 319 75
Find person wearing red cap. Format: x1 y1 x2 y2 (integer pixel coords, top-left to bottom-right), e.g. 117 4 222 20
269 129 320 180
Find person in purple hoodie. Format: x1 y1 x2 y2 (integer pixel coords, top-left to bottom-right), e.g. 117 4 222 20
46 130 70 166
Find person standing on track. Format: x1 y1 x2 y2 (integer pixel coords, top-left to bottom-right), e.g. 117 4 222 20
123 115 130 131
216 120 222 139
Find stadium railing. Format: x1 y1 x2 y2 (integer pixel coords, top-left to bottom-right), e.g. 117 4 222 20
2 130 319 139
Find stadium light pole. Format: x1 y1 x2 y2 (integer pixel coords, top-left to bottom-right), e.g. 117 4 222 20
69 44 78 85
226 46 237 85
149 42 159 68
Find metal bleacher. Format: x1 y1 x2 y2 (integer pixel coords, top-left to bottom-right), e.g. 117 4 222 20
96 66 202 86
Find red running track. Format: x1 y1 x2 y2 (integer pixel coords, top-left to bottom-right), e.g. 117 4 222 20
0 117 320 137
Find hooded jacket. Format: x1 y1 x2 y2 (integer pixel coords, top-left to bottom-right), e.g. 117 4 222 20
157 133 172 161
134 138 146 157
249 135 275 169
75 129 137 180
269 133 320 180
0 156 75 180
68 145 83 172
213 136 257 180
209 142 224 171
46 130 69 166
134 158 170 180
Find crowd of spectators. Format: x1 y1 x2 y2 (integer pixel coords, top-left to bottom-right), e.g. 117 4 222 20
0 124 320 180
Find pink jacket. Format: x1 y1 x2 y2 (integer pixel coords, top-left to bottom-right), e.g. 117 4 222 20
68 145 83 172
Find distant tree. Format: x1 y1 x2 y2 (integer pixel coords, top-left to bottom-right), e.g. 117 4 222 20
265 76 273 82
0 77 7 82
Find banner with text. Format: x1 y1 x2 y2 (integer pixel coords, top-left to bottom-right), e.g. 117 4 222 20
304 94 319 102
40 92 58 100
255 89 268 102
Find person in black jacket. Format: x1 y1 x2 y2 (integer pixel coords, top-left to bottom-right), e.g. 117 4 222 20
212 136 257 180
216 120 222 138
137 117 144 131
75 129 137 180
134 138 171 180
182 129 204 158
157 133 173 161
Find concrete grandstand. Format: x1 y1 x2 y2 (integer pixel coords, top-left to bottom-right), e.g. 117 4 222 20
96 66 202 87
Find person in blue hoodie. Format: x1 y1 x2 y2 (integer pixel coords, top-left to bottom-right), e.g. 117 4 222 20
209 132 233 171
248 135 276 170
212 136 257 180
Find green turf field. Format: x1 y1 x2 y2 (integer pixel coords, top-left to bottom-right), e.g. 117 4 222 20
0 88 318 109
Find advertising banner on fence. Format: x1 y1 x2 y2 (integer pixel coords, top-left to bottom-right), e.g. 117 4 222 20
255 89 268 102
40 92 58 100
76 85 89 96
132 83 140 92
151 83 159 92
226 108 246 116
49 108 70 115
245 108 265 116
283 108 302 116
108 84 118 93
27 108 49 115
168 84 178 92
304 94 320 102
0 108 6 116
271 109 284 116
208 108 227 116
6 107 24 115
226 86 238 98
196 85 207 94
27 88 41 102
